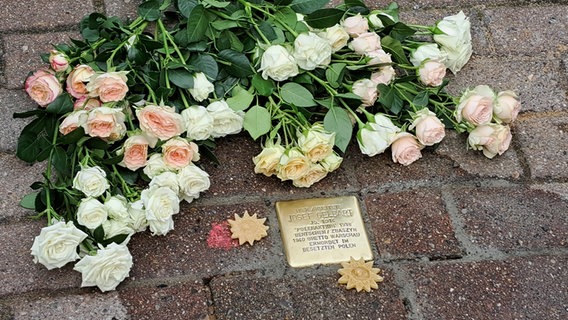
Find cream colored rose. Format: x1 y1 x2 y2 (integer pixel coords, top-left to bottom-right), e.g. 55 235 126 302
73 243 133 292
253 143 285 177
118 135 149 171
86 71 129 103
76 197 108 230
455 85 495 126
207 100 244 138
72 166 109 197
371 66 396 85
292 163 328 188
418 60 446 87
59 110 88 135
467 123 512 159
319 24 349 53
25 69 62 106
357 114 400 156
141 186 180 236
83 106 126 141
293 32 332 70
391 132 424 166
74 96 101 110
277 148 311 181
104 195 129 222
30 220 87 270
352 79 378 107
366 49 392 66
143 153 172 179
149 171 180 195
102 219 135 240
127 200 148 232
49 50 69 72
342 14 369 37
297 124 335 162
433 11 472 74
348 32 381 55
259 45 299 81
66 65 95 98
189 72 214 102
181 105 213 141
368 11 394 29
177 164 210 202
136 104 185 144
409 108 446 146
320 152 343 172
410 43 447 67
494 90 521 124
161 137 197 170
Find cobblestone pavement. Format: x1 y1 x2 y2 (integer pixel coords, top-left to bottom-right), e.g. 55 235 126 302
1 1 567 319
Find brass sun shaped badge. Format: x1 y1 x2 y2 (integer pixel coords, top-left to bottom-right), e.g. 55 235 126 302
227 210 269 245
337 257 384 292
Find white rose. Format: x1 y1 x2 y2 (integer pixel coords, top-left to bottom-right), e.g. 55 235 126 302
468 123 512 159
366 49 392 66
348 32 381 55
410 43 447 67
253 143 286 177
357 114 400 156
293 32 332 71
433 11 472 74
30 220 87 270
319 24 349 52
72 166 109 197
127 200 148 232
104 195 129 222
177 164 210 202
207 100 244 138
352 79 378 107
59 110 88 135
189 72 214 102
102 219 134 240
73 243 133 292
297 124 335 162
342 14 369 37
77 197 108 229
141 186 180 236
149 171 180 194
320 152 343 172
370 66 396 86
259 45 299 81
181 105 213 140
143 153 172 179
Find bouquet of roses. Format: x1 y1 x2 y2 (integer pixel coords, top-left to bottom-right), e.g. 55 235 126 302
17 0 521 292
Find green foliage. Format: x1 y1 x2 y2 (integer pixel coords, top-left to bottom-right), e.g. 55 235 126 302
244 105 271 140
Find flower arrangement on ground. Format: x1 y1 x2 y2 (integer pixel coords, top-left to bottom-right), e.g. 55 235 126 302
16 0 520 291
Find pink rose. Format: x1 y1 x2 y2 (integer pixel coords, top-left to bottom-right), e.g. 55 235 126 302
25 69 62 106
49 50 69 72
74 96 101 110
352 79 378 107
83 107 126 141
86 72 129 103
119 135 149 171
161 137 198 170
391 132 424 166
366 50 392 66
342 14 369 37
66 65 95 99
494 90 521 124
59 110 87 135
418 60 446 87
456 85 495 126
136 105 185 145
409 109 445 146
370 66 396 85
467 123 512 159
348 32 381 55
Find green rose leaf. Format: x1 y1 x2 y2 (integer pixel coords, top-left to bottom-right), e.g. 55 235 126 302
324 107 352 152
58 127 86 145
19 192 38 210
46 94 73 115
325 63 346 88
202 0 230 8
244 105 271 140
186 5 209 43
252 74 275 96
381 35 409 65
52 146 70 177
226 86 254 111
191 54 219 80
378 84 403 114
413 91 430 107
138 0 162 21
305 8 345 29
290 0 329 14
281 83 317 107
168 68 194 89
175 0 198 18
218 49 255 78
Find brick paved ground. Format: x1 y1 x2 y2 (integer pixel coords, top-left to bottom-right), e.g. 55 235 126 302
1 0 567 319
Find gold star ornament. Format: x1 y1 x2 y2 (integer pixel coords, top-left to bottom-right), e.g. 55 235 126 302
337 257 384 292
227 210 269 245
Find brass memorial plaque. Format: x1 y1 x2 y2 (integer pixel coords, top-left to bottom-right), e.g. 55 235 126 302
276 196 373 267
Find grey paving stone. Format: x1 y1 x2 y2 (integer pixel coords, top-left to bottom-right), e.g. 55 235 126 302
365 190 464 260
435 130 523 180
0 89 38 152
4 292 127 320
0 1 93 32
0 221 81 296
210 269 407 320
105 0 144 21
515 114 568 180
0 153 45 220
445 56 568 113
119 281 211 319
406 255 568 319
3 31 80 89
450 186 568 252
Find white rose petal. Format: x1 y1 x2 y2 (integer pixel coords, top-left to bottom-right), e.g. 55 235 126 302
77 197 108 229
73 243 133 292
181 105 213 140
72 166 109 197
30 220 87 270
207 100 244 138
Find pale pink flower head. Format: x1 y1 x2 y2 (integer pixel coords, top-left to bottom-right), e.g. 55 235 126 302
342 14 369 37
83 106 126 141
25 69 62 106
409 108 445 146
455 85 495 126
494 90 521 124
467 123 512 159
119 135 149 171
86 71 129 103
59 110 88 135
162 137 199 170
74 96 102 110
391 132 424 166
49 50 69 72
136 105 185 146
352 78 378 107
66 65 95 99
418 60 446 87
348 32 381 55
